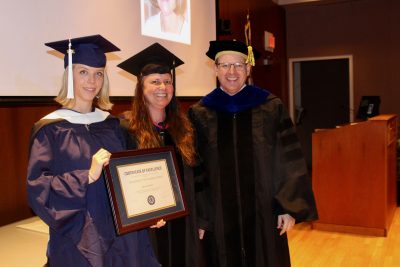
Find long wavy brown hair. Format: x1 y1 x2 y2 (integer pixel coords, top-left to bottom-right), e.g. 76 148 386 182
125 63 196 166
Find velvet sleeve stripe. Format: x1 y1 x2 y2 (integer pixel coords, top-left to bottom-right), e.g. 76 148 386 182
280 132 299 147
278 117 294 132
283 148 304 162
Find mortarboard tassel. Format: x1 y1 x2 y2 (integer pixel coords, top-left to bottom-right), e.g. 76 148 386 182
244 12 255 67
172 59 176 94
246 45 255 66
67 39 74 99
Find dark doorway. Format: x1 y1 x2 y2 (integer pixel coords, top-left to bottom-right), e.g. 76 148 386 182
291 57 352 170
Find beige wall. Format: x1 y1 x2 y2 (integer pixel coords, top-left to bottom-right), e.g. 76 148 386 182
285 0 400 115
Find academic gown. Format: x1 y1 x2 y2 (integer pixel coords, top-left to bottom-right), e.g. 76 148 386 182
27 108 160 267
122 121 204 267
188 86 318 267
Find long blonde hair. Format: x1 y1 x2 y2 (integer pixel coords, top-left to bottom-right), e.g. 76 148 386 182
55 66 113 110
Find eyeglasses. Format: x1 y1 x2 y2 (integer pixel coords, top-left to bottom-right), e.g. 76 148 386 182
216 62 247 71
149 80 173 86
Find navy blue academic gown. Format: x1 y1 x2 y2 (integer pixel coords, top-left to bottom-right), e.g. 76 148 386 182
27 108 160 267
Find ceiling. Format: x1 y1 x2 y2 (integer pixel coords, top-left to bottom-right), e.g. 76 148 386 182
272 0 324 5
272 0 355 7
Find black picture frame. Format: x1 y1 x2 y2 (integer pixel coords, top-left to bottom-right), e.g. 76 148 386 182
104 146 188 235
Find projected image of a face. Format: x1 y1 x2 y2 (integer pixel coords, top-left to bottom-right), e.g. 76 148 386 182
158 0 176 15
141 0 191 44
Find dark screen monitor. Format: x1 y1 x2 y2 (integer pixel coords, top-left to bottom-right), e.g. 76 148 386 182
356 96 381 120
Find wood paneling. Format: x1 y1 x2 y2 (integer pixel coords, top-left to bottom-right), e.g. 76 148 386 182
0 105 55 226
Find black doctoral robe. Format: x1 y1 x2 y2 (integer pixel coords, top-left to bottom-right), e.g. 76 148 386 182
188 86 318 267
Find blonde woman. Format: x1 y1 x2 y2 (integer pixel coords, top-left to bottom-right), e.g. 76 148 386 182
27 35 160 267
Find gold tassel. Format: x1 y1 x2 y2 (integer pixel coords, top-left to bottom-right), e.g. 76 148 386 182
244 12 255 66
246 45 255 66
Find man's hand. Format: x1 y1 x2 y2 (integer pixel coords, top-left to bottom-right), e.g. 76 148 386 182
198 229 205 240
277 214 295 235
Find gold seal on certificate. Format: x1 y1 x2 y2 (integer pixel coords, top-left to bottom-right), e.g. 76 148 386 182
104 146 188 235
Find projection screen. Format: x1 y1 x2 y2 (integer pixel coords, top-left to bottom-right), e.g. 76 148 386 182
0 0 216 97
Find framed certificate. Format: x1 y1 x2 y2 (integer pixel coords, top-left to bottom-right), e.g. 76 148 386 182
104 146 188 235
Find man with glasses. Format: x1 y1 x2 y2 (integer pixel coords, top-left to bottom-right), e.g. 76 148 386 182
189 40 318 267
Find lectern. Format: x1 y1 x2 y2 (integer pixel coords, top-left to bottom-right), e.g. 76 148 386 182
312 114 398 236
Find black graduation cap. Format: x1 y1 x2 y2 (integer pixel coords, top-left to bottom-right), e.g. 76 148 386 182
206 40 261 64
45 34 120 68
117 42 184 77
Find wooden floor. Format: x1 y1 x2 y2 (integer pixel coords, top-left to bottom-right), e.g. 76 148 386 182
288 207 400 266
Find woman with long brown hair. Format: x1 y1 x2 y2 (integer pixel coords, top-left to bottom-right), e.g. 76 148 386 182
118 43 206 267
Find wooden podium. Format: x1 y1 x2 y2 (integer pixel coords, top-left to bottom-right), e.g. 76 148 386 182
312 114 398 236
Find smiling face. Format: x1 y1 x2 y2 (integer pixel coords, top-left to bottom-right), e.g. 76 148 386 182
72 64 105 112
157 0 176 15
215 54 251 95
143 73 174 117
